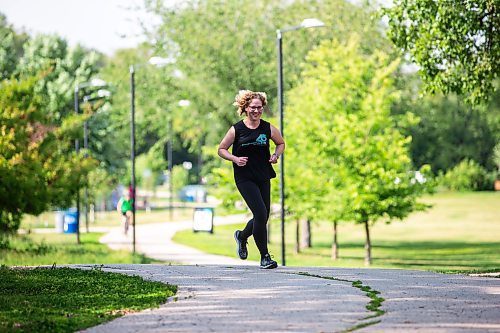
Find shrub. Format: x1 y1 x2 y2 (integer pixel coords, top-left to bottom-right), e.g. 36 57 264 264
493 142 500 179
439 159 495 191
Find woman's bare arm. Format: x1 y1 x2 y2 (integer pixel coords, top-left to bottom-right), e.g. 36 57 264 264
218 126 248 166
269 124 285 164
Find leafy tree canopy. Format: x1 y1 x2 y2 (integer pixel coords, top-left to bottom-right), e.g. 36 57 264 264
0 76 95 233
15 34 103 121
146 0 391 145
384 0 500 104
286 36 433 225
392 73 500 172
0 20 111 231
142 0 392 198
0 13 28 80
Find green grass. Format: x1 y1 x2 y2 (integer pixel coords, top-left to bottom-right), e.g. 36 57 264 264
20 207 195 230
0 266 176 333
173 191 500 272
0 233 163 266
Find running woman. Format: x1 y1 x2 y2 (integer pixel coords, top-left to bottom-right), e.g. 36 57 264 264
218 90 285 269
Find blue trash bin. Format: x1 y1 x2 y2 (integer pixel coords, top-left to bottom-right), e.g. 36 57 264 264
63 208 78 233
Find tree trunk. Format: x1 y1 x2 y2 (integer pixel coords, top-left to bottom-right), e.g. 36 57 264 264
294 219 300 254
364 220 372 265
90 203 95 224
300 218 312 249
331 221 338 260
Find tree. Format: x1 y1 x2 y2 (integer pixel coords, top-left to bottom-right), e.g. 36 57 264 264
392 73 500 173
383 0 500 104
145 0 392 208
15 34 102 121
286 37 434 264
0 76 95 233
0 21 115 230
147 0 390 145
405 95 497 172
0 13 28 80
99 46 200 192
16 33 124 216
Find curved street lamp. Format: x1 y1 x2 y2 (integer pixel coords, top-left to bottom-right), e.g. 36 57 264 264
74 78 109 244
277 18 325 266
81 89 112 233
165 99 191 221
130 56 175 253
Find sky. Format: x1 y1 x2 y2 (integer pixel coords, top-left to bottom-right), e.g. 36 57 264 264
0 0 161 55
1 1 393 56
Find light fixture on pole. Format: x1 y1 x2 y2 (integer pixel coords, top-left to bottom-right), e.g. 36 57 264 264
130 65 137 253
165 99 191 221
82 89 111 233
276 18 325 266
130 56 175 252
167 105 173 222
74 78 108 244
148 56 175 67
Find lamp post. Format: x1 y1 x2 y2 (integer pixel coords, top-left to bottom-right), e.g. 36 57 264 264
130 56 175 253
276 18 325 266
167 105 173 221
82 89 111 233
167 99 191 220
130 65 136 253
74 79 108 244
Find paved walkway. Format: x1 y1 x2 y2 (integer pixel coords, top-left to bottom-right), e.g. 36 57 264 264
98 214 257 265
76 216 500 332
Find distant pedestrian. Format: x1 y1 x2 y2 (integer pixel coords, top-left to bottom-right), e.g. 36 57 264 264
117 192 133 235
218 90 285 269
128 182 135 200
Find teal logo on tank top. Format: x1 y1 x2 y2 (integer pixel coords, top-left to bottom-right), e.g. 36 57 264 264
241 134 267 147
256 134 267 145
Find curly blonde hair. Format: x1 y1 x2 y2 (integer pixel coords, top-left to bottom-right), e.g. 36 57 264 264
233 90 268 116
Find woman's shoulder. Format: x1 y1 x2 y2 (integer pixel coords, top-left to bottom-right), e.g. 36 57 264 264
233 119 246 130
233 119 244 127
260 119 272 130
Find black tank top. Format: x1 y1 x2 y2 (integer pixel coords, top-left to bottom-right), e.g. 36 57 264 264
232 119 277 184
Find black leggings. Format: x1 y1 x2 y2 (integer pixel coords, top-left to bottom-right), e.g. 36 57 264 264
236 179 270 258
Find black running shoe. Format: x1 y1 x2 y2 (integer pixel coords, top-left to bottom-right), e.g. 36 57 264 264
260 253 278 269
234 230 248 260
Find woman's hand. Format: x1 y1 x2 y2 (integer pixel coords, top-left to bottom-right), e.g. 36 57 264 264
233 156 248 166
269 153 279 164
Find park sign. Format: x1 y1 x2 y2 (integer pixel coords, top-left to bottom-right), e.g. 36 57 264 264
193 207 214 233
